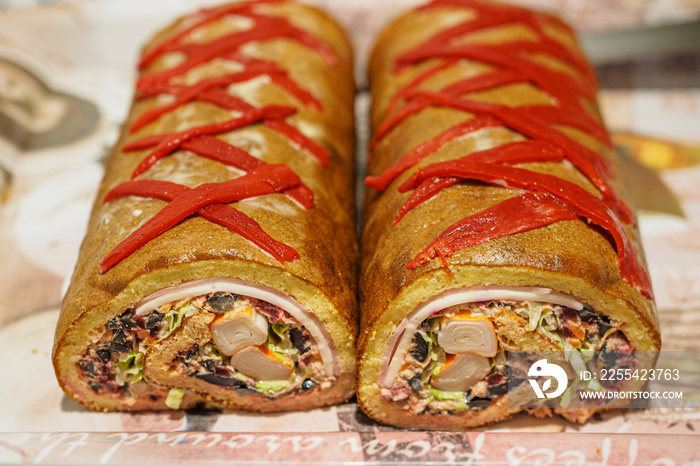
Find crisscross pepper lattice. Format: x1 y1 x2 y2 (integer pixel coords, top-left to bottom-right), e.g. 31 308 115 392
99 0 336 274
365 0 652 299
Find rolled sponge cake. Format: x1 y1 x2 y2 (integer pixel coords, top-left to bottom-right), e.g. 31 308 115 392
53 0 358 412
358 0 659 429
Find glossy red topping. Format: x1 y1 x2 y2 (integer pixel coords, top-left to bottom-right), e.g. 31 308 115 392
99 165 303 273
100 0 335 273
366 0 652 298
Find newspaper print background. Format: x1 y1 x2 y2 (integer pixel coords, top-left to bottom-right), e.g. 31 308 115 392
1 0 700 463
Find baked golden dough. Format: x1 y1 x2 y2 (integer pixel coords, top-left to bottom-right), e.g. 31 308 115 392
53 0 357 412
358 0 659 429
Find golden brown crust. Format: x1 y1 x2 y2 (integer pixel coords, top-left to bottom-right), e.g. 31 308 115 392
53 1 357 412
358 2 659 429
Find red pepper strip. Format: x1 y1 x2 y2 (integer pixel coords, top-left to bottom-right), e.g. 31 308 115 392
372 70 526 149
268 72 323 112
137 14 336 91
124 105 297 179
122 105 293 151
102 179 299 268
287 26 339 67
131 67 280 132
470 139 564 164
399 159 652 298
224 53 322 111
386 59 459 116
190 88 328 166
181 136 264 171
404 92 636 224
283 185 314 210
375 77 610 154
138 1 281 68
412 0 595 85
181 136 314 209
376 89 610 155
141 84 328 167
440 69 528 98
394 177 460 225
391 139 564 222
263 119 329 167
133 57 321 133
366 116 501 190
408 192 578 269
419 0 572 33
137 18 297 90
128 87 328 170
179 86 327 165
193 88 253 113
523 105 612 148
370 99 433 151
99 164 301 273
140 4 337 70
397 42 595 105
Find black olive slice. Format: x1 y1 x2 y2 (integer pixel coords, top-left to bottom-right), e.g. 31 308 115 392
119 313 136 328
195 372 244 387
96 349 111 364
578 308 597 322
486 382 509 398
235 386 257 396
408 374 422 391
410 332 429 362
80 360 97 378
207 294 236 313
467 396 492 411
289 327 308 353
144 312 163 330
112 328 127 344
301 378 314 391
107 318 121 331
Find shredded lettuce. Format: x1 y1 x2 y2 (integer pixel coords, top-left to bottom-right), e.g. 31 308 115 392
114 351 144 385
429 384 464 402
540 325 565 348
525 303 543 332
158 302 198 339
559 384 574 408
233 371 249 383
419 330 434 346
165 388 185 409
271 323 289 339
265 325 298 357
202 342 225 360
256 380 288 394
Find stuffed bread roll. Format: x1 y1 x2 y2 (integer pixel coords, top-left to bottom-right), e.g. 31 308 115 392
53 0 357 412
358 0 659 429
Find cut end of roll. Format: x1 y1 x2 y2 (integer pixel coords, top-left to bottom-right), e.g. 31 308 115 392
57 277 354 413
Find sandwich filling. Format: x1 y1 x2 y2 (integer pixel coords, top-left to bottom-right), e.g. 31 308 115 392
380 287 634 415
78 279 336 406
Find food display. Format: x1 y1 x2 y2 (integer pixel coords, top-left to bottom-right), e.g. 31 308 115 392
52 0 358 412
358 0 660 429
